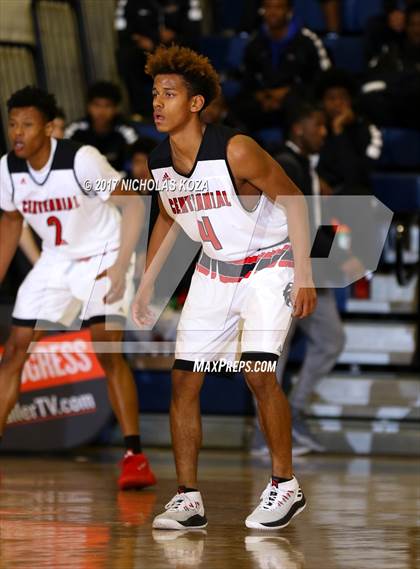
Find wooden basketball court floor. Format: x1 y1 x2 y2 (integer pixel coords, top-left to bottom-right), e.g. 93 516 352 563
0 449 418 569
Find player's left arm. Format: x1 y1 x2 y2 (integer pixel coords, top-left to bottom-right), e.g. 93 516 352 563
227 135 317 318
100 182 144 303
75 145 144 303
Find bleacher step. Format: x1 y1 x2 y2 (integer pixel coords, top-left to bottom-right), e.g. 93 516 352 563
339 322 416 365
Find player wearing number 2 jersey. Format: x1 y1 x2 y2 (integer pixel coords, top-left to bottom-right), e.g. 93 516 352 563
132 46 317 530
0 86 156 489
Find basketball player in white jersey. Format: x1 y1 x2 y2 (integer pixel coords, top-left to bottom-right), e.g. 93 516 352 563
132 46 317 530
0 86 156 489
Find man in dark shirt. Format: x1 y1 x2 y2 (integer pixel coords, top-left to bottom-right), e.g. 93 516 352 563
364 0 416 62
65 81 137 172
317 69 383 195
262 102 362 453
361 1 420 127
115 0 202 116
236 0 331 131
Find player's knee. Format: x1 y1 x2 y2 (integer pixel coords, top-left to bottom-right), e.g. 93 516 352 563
172 370 202 402
0 335 32 370
244 371 278 398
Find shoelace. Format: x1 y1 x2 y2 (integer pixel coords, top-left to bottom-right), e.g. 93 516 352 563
165 493 197 512
259 484 295 511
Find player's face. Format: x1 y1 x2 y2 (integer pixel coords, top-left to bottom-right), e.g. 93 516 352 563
262 0 291 29
88 97 118 129
300 111 327 154
8 107 52 159
152 74 200 133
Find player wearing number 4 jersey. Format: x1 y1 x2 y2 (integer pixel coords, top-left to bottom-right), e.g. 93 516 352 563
0 86 156 489
132 46 317 530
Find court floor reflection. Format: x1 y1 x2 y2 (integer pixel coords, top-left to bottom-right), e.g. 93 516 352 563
0 450 418 568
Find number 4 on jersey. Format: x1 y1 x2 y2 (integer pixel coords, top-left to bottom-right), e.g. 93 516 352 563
197 216 222 250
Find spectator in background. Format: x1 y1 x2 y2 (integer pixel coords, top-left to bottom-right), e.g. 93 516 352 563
361 1 420 128
51 107 66 139
252 102 363 455
65 81 137 172
115 0 202 117
240 0 341 35
201 94 247 131
319 0 341 34
236 0 331 132
129 137 156 181
317 69 383 196
364 0 417 62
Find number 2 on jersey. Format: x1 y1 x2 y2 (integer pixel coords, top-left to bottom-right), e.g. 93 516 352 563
47 216 66 246
197 216 222 250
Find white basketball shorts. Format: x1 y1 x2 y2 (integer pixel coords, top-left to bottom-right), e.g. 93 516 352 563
12 247 134 328
174 244 295 366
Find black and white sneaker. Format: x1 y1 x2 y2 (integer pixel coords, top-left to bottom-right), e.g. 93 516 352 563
245 477 306 530
153 490 208 530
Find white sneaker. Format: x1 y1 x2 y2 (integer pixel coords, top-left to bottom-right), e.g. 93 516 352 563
245 477 306 530
153 491 208 530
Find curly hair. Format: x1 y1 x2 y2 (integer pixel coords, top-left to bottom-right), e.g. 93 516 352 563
7 86 58 121
145 45 221 109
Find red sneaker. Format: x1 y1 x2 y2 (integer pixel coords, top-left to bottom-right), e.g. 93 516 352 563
118 452 157 490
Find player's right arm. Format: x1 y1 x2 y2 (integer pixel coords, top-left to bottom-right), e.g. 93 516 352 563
0 210 24 283
132 197 179 327
0 155 26 283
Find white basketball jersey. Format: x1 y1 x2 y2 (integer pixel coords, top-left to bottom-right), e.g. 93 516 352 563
0 139 121 259
148 124 288 262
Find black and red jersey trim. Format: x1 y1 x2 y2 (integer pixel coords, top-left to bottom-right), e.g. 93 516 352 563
196 244 294 283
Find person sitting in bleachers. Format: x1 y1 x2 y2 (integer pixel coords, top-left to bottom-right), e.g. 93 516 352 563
201 94 247 131
317 69 383 196
364 0 416 63
65 81 137 173
235 0 331 132
361 1 420 128
115 0 202 117
239 0 341 34
51 107 66 139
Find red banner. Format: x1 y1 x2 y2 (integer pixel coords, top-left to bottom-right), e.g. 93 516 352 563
1 330 111 450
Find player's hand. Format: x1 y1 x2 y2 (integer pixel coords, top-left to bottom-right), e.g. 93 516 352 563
292 279 317 319
131 281 155 328
96 262 126 304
